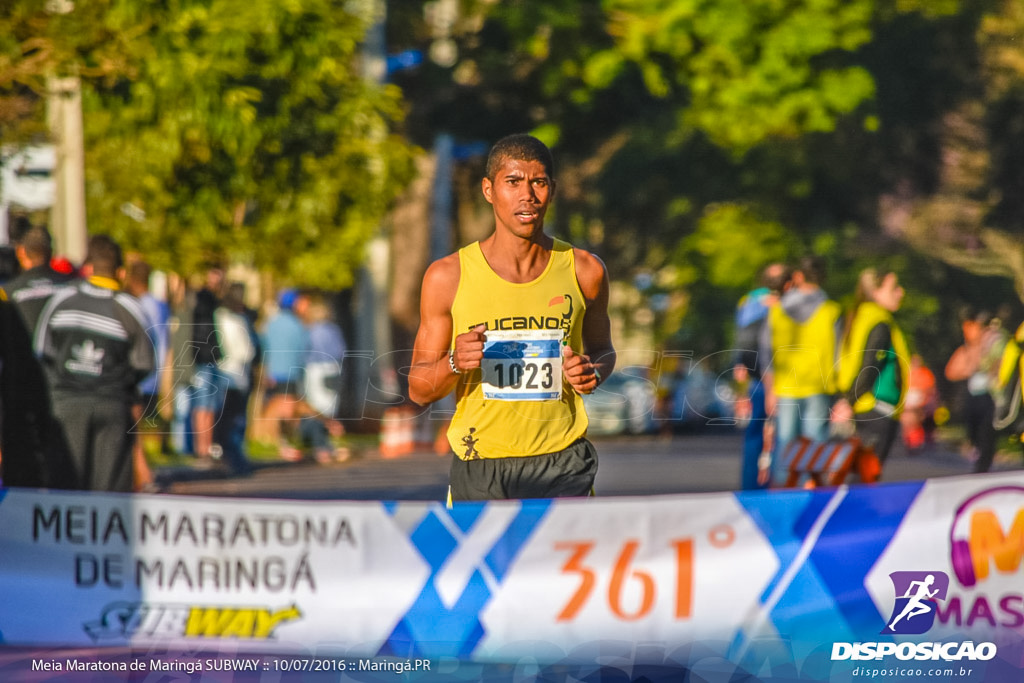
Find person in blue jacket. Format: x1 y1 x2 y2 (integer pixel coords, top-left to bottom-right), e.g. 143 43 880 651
732 262 791 490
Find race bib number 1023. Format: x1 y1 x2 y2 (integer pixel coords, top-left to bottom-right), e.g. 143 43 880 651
481 329 563 401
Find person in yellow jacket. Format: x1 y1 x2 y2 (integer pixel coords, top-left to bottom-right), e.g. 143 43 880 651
834 268 910 468
762 255 842 485
408 134 616 501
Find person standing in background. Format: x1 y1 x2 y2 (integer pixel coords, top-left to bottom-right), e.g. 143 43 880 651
34 235 155 492
834 269 910 469
2 225 77 488
304 294 346 421
212 281 257 475
123 257 171 489
945 309 1007 473
732 262 791 490
901 354 938 452
762 254 842 486
4 226 76 335
190 264 226 461
166 273 196 456
256 288 311 451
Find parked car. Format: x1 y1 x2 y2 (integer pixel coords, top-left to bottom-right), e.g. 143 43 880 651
666 362 738 430
583 366 658 436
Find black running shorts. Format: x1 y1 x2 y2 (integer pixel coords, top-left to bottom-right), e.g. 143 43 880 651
448 437 598 502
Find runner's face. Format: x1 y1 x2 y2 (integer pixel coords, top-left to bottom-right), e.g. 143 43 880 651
482 158 554 239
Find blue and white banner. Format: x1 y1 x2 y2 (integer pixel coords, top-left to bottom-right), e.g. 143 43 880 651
1 473 1023 681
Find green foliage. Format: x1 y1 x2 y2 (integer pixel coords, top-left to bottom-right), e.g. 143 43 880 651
0 0 144 90
0 0 145 143
414 0 890 303
2 0 416 288
600 0 878 153
6 0 1019 367
676 203 799 290
80 0 416 287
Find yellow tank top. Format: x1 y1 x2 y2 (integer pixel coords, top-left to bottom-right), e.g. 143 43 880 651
447 239 588 459
769 299 841 398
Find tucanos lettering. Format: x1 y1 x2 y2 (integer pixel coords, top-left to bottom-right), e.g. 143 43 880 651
474 316 564 332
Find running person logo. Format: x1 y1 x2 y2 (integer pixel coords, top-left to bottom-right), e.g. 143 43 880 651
461 428 480 459
883 571 950 634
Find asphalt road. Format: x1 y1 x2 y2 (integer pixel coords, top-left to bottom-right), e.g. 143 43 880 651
164 426 1016 501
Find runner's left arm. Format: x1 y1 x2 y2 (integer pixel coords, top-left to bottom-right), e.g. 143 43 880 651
564 249 615 394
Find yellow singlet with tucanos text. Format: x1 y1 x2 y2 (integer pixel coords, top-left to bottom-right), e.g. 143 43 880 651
447 239 588 460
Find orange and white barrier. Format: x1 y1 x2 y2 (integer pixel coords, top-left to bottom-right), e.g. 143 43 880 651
379 407 416 458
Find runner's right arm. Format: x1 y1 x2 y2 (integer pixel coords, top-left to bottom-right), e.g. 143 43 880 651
409 255 486 405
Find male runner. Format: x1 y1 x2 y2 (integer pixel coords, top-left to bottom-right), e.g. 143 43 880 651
408 134 616 501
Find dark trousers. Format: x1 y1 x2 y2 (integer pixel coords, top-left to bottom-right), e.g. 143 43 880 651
213 388 252 475
741 380 769 491
53 396 133 493
300 416 331 451
965 392 997 473
854 408 900 465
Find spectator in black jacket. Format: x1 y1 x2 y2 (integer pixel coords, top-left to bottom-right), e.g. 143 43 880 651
0 295 52 487
35 234 155 492
4 226 76 335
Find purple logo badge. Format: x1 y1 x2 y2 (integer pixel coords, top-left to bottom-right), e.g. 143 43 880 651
883 571 949 635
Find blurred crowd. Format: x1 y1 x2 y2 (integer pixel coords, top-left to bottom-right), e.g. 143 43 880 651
732 254 1024 491
0 218 348 493
2 219 1021 496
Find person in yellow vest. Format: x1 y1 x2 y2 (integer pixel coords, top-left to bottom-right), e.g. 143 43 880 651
762 254 842 485
834 268 910 467
408 134 616 501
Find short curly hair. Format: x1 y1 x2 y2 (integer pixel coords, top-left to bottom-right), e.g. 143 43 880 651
485 134 554 181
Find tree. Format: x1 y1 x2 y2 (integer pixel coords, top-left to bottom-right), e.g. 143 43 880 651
86 0 416 288
1 1 143 157
878 0 1024 300
386 0 1024 363
389 0 885 273
409 0 888 348
2 0 417 288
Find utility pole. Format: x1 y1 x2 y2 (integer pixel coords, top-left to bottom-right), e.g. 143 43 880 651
47 75 87 264
349 0 400 421
46 0 87 264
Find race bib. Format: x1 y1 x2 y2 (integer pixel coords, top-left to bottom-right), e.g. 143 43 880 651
481 329 563 401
